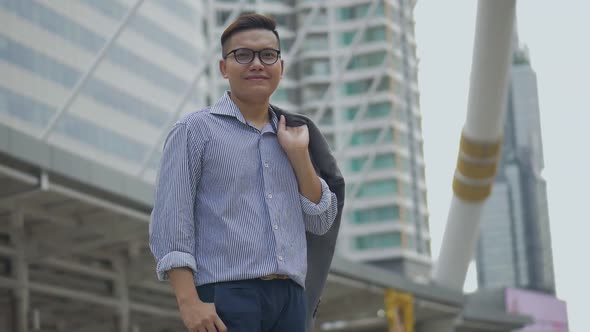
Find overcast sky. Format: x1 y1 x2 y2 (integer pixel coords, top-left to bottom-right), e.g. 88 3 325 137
414 1 588 330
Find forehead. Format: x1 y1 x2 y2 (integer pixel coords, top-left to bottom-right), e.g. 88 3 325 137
226 29 279 50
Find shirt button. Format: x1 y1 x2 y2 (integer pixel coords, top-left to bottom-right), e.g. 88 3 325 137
264 161 269 168
273 225 278 230
278 255 284 261
267 193 273 199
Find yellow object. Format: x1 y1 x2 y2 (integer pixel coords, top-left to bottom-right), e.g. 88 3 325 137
456 157 498 180
384 289 414 332
453 134 502 202
459 134 502 159
452 178 493 202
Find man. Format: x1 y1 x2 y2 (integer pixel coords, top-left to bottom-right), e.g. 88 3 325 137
149 14 339 332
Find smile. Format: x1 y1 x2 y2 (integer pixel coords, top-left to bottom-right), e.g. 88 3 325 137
246 76 269 81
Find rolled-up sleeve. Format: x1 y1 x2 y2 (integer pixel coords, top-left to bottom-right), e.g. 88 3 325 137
300 177 338 235
149 123 203 281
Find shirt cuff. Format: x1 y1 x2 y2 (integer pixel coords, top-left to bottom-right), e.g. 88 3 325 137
156 251 197 281
300 177 333 216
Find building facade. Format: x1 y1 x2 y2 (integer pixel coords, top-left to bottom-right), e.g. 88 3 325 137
476 45 556 294
0 0 430 278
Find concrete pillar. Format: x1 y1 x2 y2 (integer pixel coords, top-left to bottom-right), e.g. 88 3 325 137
12 210 29 332
114 258 130 332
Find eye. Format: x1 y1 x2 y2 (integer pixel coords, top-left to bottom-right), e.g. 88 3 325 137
261 50 277 59
235 50 252 60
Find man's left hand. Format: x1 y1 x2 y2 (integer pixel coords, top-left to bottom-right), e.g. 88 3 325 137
277 115 309 156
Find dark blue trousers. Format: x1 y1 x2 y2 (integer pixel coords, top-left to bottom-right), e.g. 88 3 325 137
197 278 306 332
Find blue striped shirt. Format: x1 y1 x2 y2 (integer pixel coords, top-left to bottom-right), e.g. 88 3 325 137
149 92 338 288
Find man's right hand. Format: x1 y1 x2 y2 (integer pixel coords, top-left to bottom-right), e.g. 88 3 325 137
167 268 227 332
179 299 227 332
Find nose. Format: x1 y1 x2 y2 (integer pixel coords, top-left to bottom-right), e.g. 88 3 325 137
249 55 264 70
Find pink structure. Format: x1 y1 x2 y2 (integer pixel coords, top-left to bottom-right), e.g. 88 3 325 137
505 288 569 332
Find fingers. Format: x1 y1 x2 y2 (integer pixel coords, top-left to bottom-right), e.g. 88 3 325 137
214 316 228 332
278 114 286 132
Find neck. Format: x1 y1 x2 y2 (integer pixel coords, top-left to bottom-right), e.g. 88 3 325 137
229 92 270 129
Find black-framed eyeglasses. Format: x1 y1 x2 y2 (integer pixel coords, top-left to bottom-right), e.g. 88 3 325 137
224 48 281 65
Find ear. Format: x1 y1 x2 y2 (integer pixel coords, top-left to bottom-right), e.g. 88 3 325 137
280 59 284 77
219 59 228 79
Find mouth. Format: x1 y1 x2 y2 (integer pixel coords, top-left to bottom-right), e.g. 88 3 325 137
245 76 269 81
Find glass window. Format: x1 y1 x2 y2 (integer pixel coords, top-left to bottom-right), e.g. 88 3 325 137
0 1 104 52
354 232 401 250
375 1 385 17
373 153 396 169
365 26 386 42
312 8 328 26
78 0 199 62
0 35 80 88
342 79 371 96
55 114 148 163
340 31 356 46
272 14 290 28
338 3 370 21
324 133 335 150
344 102 391 121
347 51 386 70
0 87 55 128
272 88 288 102
83 78 168 127
303 59 330 76
1 1 189 94
348 157 367 172
303 34 329 51
350 128 393 146
303 84 328 100
0 35 168 127
350 206 400 225
107 44 187 94
216 10 232 26
340 26 386 47
367 102 391 118
344 106 359 121
350 128 379 146
356 179 397 197
403 182 414 197
348 153 396 172
378 77 391 91
152 0 199 25
319 108 333 125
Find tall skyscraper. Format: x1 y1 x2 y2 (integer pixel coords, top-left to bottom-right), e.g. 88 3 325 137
476 43 556 294
0 0 430 278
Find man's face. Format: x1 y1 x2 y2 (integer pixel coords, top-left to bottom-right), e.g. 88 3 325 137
220 29 284 103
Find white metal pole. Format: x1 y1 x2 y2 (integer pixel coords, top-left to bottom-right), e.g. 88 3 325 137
421 1 516 330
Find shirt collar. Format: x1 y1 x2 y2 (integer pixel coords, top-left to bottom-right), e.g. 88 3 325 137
211 91 278 133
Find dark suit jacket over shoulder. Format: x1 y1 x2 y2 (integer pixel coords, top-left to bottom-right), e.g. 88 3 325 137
271 105 346 331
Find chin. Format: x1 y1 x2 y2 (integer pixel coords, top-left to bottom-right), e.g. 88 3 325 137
239 89 274 102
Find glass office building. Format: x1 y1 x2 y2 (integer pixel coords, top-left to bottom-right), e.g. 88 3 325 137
0 0 430 278
476 45 556 294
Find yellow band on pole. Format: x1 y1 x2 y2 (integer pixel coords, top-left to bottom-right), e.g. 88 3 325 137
460 134 502 159
452 178 493 202
384 289 414 332
456 157 498 180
